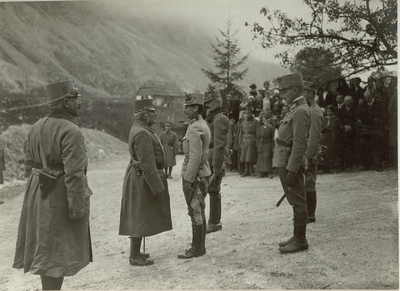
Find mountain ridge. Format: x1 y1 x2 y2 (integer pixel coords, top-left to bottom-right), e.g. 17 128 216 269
0 1 288 100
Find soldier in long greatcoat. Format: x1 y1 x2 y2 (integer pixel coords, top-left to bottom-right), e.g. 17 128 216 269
119 99 172 266
13 80 92 290
160 122 179 178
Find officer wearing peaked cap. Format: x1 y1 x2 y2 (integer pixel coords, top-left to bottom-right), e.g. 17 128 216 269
272 73 311 254
119 98 172 266
303 81 323 224
204 88 229 234
178 92 211 259
13 80 92 290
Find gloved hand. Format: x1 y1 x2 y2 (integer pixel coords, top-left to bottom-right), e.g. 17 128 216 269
286 170 296 187
182 179 194 192
213 167 222 176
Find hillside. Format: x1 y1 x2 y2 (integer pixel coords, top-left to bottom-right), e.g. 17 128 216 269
0 1 287 99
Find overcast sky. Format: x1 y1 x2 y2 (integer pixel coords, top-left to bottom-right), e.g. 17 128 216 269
105 0 315 63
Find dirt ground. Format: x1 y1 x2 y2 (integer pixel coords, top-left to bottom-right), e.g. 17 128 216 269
0 153 398 290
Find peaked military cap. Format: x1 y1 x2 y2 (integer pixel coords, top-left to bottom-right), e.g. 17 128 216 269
133 98 156 113
45 80 81 104
184 92 204 106
204 89 221 103
303 81 317 93
277 73 304 90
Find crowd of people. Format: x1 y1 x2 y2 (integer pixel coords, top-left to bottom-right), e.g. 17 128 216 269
11 72 397 289
225 75 397 177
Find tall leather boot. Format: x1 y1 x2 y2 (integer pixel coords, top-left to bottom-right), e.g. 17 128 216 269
241 163 250 177
279 212 308 254
202 217 207 254
40 275 64 290
178 225 205 258
207 193 222 233
129 237 154 266
306 191 317 223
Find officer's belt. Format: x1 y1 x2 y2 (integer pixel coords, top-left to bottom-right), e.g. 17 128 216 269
276 138 292 148
31 162 64 171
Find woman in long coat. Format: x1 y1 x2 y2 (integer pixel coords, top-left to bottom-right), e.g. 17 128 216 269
119 100 172 266
256 116 275 178
239 108 260 176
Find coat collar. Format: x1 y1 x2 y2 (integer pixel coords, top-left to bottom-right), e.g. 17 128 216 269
47 109 78 125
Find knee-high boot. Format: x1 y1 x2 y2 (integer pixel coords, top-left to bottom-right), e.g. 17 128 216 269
178 225 205 258
207 193 222 233
279 211 308 254
306 191 317 222
129 237 153 266
241 163 250 177
40 275 64 290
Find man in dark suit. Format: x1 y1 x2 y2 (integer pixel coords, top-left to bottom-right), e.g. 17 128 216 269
338 96 357 170
317 83 336 110
355 90 386 171
349 77 365 108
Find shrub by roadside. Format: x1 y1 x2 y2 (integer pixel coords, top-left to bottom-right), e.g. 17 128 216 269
0 124 128 184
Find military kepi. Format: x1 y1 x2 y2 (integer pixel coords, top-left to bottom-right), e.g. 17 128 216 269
303 81 317 93
45 80 80 104
184 92 204 106
277 73 303 90
133 99 156 113
204 89 221 103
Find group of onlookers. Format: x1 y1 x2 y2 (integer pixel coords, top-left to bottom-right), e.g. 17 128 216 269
225 75 397 176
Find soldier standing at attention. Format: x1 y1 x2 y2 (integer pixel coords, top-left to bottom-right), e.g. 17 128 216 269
160 122 179 179
178 93 211 258
204 88 230 234
13 80 92 290
273 73 311 254
303 81 324 223
119 99 172 266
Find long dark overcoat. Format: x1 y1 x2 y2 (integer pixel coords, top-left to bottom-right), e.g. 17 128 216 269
119 120 172 237
13 110 92 278
239 117 260 163
256 123 274 172
160 130 179 167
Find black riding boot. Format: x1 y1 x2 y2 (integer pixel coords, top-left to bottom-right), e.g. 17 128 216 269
129 237 153 266
306 191 317 223
279 211 308 254
241 163 250 177
207 193 222 233
40 275 64 290
178 225 205 258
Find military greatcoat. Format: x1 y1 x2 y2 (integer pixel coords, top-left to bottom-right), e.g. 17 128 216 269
119 120 172 237
13 109 92 278
160 130 179 167
239 117 260 163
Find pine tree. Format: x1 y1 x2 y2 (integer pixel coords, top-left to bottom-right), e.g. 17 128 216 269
202 19 249 106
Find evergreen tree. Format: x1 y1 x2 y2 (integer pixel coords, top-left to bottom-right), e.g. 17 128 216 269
202 19 249 107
